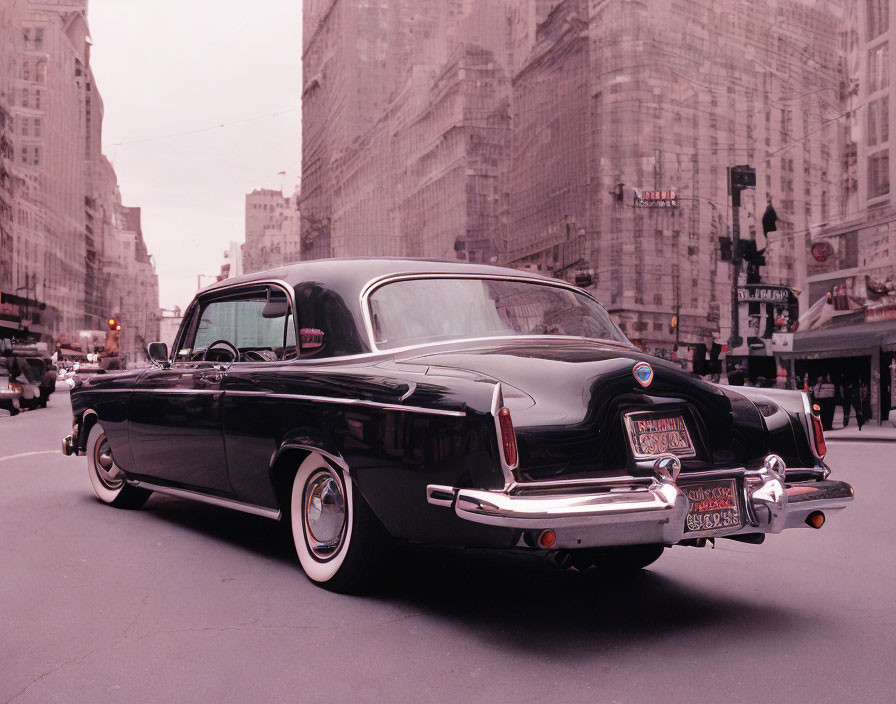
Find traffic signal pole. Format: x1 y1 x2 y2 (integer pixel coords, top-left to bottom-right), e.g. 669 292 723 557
729 186 741 349
727 165 755 350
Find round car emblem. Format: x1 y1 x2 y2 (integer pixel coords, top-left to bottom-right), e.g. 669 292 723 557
633 362 654 388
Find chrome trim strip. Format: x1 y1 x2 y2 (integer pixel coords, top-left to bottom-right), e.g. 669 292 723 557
226 390 466 416
120 388 221 395
271 445 351 475
426 484 458 508
126 480 281 520
510 475 654 492
358 272 622 354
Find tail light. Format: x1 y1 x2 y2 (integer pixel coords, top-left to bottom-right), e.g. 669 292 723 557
497 406 518 467
810 412 827 459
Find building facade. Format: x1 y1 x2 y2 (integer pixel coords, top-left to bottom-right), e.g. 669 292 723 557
300 0 844 349
0 0 160 357
241 188 301 274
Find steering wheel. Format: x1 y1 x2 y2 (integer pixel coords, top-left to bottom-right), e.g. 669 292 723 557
201 339 240 362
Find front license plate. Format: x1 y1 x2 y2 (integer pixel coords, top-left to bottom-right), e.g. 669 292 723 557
682 480 742 533
624 412 695 459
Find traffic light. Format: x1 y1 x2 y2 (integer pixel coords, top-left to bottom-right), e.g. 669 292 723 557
669 315 678 334
762 203 778 235
719 236 733 261
729 165 756 207
730 165 756 189
107 317 121 331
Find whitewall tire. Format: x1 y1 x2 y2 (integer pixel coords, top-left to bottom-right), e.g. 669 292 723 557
290 452 385 592
86 423 151 509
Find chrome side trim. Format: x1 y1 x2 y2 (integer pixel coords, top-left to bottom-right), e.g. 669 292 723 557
227 390 466 417
126 479 281 520
271 445 351 475
119 388 222 395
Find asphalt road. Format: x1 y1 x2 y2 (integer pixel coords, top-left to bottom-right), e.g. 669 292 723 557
1 391 893 704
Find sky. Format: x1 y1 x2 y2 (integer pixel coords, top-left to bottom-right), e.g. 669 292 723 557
87 0 303 311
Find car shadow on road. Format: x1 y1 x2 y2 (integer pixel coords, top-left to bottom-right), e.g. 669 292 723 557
373 543 805 654
125 493 805 654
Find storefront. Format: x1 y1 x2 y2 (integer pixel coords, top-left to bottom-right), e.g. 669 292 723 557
780 320 896 425
0 291 50 342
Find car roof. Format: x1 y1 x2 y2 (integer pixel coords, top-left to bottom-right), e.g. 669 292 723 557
201 257 557 296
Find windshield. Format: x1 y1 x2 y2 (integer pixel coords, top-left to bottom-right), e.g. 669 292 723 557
368 277 630 350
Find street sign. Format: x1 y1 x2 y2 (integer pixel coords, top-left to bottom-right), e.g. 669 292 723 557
737 285 792 304
634 189 678 208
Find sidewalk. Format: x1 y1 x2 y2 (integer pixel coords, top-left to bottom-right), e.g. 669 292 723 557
824 406 896 442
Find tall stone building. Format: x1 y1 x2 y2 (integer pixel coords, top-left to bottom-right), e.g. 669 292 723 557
301 0 536 262
0 0 160 355
509 0 846 355
242 187 301 274
300 1 845 354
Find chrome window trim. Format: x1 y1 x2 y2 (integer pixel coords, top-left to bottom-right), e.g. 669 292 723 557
227 390 466 417
177 279 299 364
358 272 627 354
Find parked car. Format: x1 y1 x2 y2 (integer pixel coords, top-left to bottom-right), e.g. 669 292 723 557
0 365 22 416
62 259 853 592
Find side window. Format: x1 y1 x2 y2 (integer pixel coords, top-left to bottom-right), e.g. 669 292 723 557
179 288 296 362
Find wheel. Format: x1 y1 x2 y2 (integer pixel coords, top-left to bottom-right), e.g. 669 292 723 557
290 453 386 593
86 423 151 509
570 544 665 573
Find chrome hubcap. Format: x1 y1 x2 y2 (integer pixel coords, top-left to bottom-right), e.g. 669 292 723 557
94 434 123 489
303 469 346 560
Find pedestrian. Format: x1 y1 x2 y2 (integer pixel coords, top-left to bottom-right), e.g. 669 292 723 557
842 378 864 430
816 375 836 430
860 381 872 424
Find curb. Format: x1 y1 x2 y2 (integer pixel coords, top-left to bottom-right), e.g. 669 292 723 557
826 435 896 443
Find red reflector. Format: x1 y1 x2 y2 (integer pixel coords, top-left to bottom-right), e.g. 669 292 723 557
537 529 556 549
498 406 517 467
811 413 827 459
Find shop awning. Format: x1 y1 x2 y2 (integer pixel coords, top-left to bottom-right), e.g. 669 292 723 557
786 320 896 358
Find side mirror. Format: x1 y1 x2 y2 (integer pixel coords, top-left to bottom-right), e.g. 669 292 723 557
147 341 170 366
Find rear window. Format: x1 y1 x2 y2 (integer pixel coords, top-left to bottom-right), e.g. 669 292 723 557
368 277 629 350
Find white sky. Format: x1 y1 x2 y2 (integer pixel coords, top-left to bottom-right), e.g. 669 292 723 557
87 0 302 311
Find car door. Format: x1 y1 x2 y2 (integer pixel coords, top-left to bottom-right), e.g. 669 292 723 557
128 289 260 494
220 286 299 507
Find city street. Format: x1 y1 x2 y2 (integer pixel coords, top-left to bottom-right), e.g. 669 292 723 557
0 391 893 704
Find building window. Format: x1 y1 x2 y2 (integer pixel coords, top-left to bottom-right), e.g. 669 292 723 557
20 118 28 137
868 43 889 93
868 96 889 146
21 88 28 108
32 118 40 137
21 146 28 164
867 0 890 40
869 150 889 198
32 147 39 166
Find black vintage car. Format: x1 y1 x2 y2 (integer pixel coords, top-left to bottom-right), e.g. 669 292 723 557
63 259 853 592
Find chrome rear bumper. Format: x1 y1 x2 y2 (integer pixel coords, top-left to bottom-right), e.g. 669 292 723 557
426 455 854 549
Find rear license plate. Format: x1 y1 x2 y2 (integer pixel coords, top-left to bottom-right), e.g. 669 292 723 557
624 412 696 459
682 479 742 533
